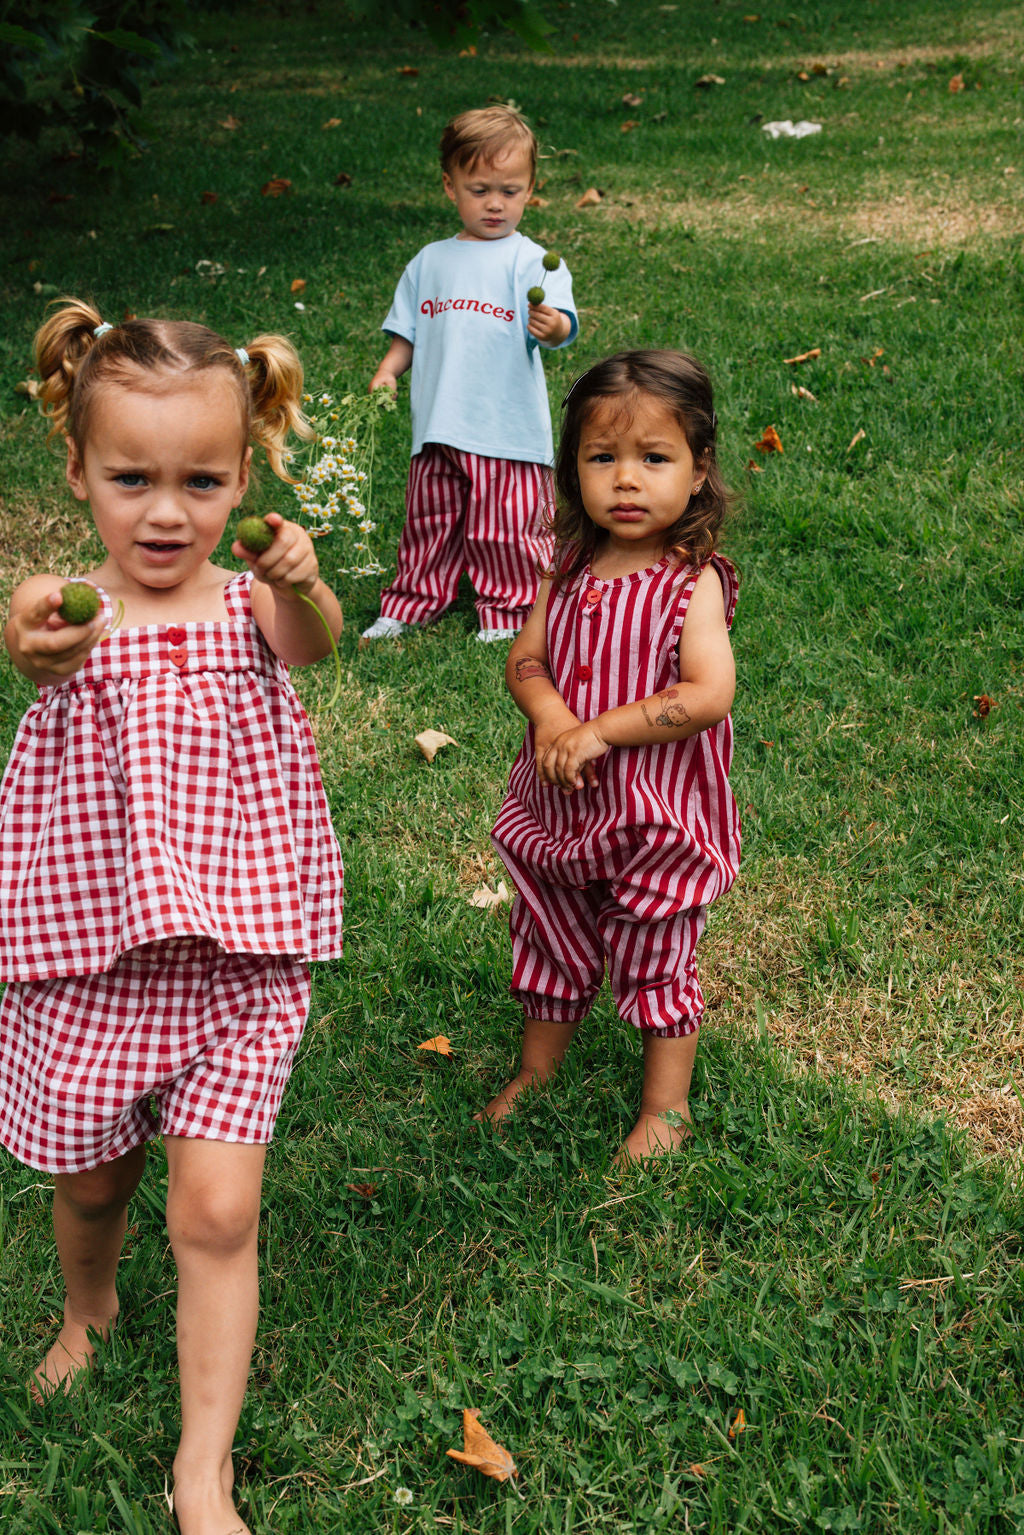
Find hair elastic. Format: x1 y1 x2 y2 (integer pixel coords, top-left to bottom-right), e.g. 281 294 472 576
235 347 250 366
93 322 113 339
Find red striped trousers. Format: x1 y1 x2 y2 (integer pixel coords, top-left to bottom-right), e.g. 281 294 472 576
379 444 554 632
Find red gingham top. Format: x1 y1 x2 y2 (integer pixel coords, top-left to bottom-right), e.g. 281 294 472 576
492 555 740 920
0 573 344 980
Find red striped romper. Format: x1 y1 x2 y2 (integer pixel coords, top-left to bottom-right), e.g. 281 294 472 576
379 446 555 634
0 573 344 1172
491 555 739 1038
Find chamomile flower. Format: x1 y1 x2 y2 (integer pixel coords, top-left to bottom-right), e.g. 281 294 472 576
393 1488 414 1507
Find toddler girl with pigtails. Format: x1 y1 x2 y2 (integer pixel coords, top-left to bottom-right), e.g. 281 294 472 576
0 299 343 1535
485 349 740 1163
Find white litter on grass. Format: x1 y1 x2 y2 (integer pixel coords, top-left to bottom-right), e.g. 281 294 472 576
762 119 822 139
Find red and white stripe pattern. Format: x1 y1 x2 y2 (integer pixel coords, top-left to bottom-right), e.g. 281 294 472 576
0 573 344 980
0 938 311 1173
378 444 555 632
492 555 740 1036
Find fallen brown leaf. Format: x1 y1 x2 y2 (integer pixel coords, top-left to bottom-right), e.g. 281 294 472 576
469 881 512 909
783 347 821 364
745 459 764 473
622 92 644 106
261 177 292 197
688 1463 706 1477
334 171 353 187
200 190 218 205
290 278 307 294
527 194 550 208
729 1408 747 1439
446 1409 517 1483
415 729 457 762
847 427 866 451
346 1182 379 1198
620 119 640 132
791 384 817 401
219 115 241 130
973 694 997 718
949 72 965 92
576 186 603 208
322 117 342 129
397 65 419 75
754 425 783 454
695 73 726 87
417 1036 453 1055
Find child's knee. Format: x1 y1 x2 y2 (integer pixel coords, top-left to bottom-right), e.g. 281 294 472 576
166 1179 260 1258
55 1147 145 1219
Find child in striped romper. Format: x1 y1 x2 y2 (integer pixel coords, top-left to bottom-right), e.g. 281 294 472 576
362 104 578 645
0 301 343 1535
486 351 739 1162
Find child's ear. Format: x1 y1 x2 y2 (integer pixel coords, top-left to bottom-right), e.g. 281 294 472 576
442 172 456 204
235 445 252 505
65 438 88 501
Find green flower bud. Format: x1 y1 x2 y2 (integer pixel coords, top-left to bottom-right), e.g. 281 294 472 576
527 286 546 306
542 250 560 271
235 516 276 554
58 583 101 624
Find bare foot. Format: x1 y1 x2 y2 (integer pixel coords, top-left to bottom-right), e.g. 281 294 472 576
172 1462 252 1535
31 1301 115 1400
615 1108 693 1166
474 1069 545 1127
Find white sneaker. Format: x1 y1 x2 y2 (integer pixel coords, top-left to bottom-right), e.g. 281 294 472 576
477 627 516 643
361 616 407 640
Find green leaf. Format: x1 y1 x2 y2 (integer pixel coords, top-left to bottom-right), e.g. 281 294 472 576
0 22 49 53
90 27 163 60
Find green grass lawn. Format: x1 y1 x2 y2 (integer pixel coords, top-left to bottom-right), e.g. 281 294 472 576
1 1 1023 1529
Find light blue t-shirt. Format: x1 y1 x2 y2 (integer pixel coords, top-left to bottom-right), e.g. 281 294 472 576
382 232 578 466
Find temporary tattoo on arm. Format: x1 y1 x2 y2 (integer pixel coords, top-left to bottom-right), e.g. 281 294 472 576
640 687 692 729
514 656 553 683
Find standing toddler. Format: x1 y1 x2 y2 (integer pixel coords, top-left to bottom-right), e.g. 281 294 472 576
363 104 578 644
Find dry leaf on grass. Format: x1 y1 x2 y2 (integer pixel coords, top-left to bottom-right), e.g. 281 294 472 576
695 73 726 87
754 425 783 454
447 1409 518 1483
527 194 549 208
791 384 817 401
949 72 965 92
576 186 604 208
729 1408 747 1439
346 1182 379 1198
621 119 640 132
200 190 218 205
290 278 307 294
847 427 866 451
415 729 457 762
417 1035 453 1056
219 115 241 130
469 881 512 909
261 177 292 197
322 117 342 129
334 171 353 187
397 65 419 76
973 694 997 718
15 379 39 399
783 347 821 364
622 92 644 106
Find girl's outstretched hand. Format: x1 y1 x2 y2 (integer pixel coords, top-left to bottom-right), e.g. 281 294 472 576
5 584 107 684
232 514 319 598
538 719 610 792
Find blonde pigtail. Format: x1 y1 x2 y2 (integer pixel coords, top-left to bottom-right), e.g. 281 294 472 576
34 297 106 442
243 334 315 483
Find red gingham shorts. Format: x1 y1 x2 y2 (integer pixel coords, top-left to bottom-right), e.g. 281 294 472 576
0 938 311 1174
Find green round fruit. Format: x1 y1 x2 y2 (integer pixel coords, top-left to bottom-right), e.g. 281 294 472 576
58 583 100 624
235 516 275 554
542 249 561 271
527 285 546 306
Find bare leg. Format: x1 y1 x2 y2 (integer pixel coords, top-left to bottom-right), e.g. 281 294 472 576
34 1144 147 1396
617 1029 700 1164
164 1137 266 1535
475 1017 580 1125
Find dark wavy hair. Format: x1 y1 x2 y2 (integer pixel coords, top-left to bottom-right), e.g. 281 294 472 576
550 349 732 586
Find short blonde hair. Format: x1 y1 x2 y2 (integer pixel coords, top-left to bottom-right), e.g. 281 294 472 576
439 104 537 180
34 298 313 482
